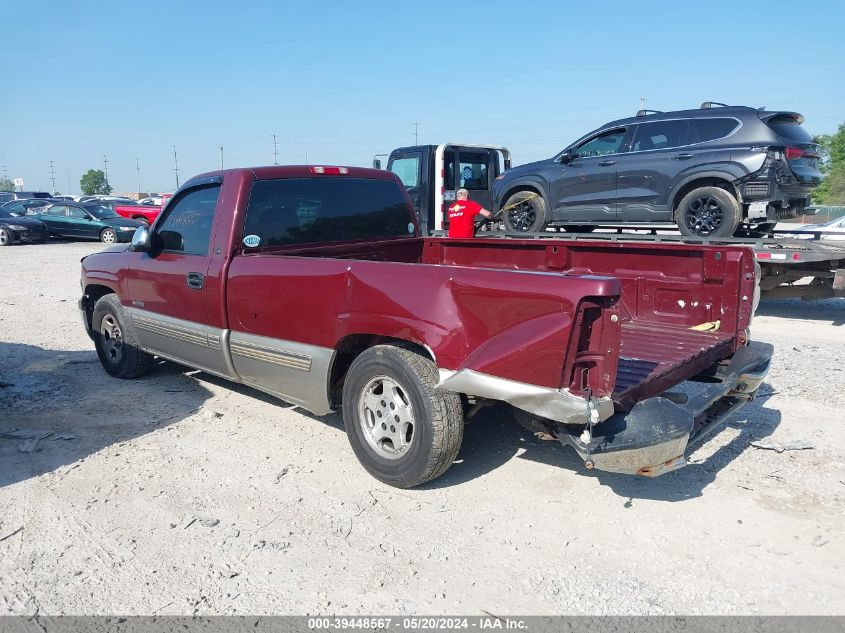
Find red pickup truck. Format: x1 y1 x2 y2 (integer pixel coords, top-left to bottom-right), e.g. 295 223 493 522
114 193 172 225
79 165 772 487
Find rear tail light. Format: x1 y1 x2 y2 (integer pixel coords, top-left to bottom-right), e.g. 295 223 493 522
784 147 818 160
309 166 349 175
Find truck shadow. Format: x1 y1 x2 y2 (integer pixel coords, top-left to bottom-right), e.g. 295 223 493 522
0 342 214 489
757 298 845 325
426 388 781 500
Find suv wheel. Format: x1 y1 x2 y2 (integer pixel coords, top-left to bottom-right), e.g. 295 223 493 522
502 191 546 233
676 186 741 238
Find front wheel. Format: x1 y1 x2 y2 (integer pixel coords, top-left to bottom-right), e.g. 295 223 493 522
342 345 464 488
100 228 117 243
0 228 12 246
92 294 153 378
502 191 546 233
675 186 741 238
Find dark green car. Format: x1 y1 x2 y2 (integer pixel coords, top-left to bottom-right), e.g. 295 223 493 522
38 202 144 243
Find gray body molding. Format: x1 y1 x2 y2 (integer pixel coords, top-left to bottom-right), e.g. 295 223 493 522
126 308 334 415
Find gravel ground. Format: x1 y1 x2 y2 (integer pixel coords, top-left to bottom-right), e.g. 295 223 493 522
1 241 843 615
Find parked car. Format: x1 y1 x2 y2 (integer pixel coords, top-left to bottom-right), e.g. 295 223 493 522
38 202 143 243
94 199 139 214
0 209 49 245
494 102 822 238
115 193 172 225
78 164 771 487
0 191 52 204
1 198 53 215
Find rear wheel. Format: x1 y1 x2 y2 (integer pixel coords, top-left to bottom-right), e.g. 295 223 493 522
342 345 464 488
0 228 12 246
676 186 741 238
92 294 153 379
502 191 546 234
100 228 117 243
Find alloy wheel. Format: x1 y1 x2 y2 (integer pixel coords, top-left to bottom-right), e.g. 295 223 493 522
357 375 415 460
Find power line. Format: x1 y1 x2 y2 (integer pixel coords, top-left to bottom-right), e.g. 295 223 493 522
49 160 57 195
173 145 180 188
412 121 421 145
272 134 279 165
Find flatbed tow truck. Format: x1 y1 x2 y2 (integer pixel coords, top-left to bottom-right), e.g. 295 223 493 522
374 143 844 301
463 224 845 300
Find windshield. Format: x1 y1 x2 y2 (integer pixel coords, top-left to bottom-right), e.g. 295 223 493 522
86 205 119 219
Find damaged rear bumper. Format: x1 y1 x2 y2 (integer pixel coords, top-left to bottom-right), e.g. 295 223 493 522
556 341 774 476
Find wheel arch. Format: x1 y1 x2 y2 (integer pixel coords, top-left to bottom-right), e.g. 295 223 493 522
670 173 741 212
81 283 117 337
329 334 435 407
498 180 547 211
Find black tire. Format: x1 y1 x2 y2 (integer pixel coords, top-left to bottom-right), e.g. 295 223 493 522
562 225 596 233
0 228 12 246
675 186 741 238
342 344 464 488
100 228 118 243
92 294 153 379
502 191 546 233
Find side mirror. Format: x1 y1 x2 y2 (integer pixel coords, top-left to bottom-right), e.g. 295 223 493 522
559 151 573 164
129 225 152 252
372 158 382 169
158 229 184 251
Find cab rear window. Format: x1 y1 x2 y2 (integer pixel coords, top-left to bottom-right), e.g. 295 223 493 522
242 177 413 247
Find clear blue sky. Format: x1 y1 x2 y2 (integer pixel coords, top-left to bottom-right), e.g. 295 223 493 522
3 0 844 194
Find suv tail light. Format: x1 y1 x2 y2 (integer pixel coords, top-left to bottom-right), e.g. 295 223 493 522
785 146 819 160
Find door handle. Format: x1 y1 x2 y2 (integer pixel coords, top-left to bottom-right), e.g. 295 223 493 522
186 272 204 289
673 153 695 160
598 160 616 167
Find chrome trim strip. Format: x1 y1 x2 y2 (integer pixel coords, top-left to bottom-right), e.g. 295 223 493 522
131 313 207 347
437 369 614 425
230 339 312 372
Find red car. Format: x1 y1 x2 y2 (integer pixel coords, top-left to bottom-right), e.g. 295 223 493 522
114 193 172 225
79 165 772 487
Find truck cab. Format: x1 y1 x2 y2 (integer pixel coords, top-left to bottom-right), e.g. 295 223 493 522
374 144 511 235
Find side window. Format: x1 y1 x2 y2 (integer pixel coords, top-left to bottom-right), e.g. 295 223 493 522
631 119 694 151
695 118 741 143
68 206 87 219
573 128 627 159
457 151 491 190
45 205 67 217
443 150 456 190
156 185 221 255
390 157 419 188
242 177 411 247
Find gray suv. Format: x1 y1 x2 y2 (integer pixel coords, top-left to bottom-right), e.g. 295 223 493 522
494 103 822 237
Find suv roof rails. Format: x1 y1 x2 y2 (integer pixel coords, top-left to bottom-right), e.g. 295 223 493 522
700 101 732 109
636 109 663 117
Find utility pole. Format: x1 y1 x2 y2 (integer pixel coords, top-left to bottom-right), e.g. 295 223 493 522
1 165 7 181
173 145 180 188
220 146 224 169
305 150 308 164
412 122 420 145
136 158 141 194
49 160 57 195
66 170 72 196
639 96 647 111
272 134 279 165
102 154 109 182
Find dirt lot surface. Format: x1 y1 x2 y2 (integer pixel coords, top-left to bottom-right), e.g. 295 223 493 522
1 241 844 616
